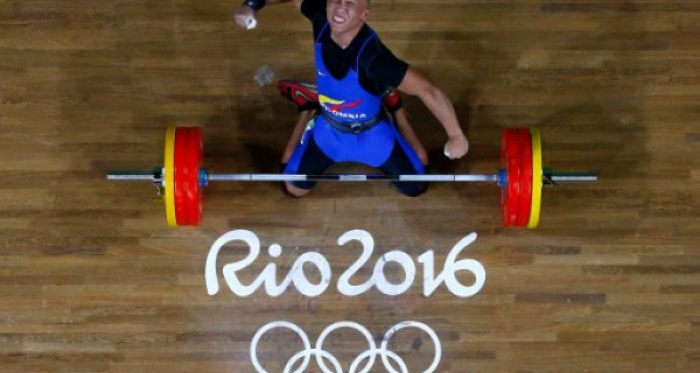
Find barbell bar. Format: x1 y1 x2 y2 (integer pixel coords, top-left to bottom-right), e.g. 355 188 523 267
106 126 598 228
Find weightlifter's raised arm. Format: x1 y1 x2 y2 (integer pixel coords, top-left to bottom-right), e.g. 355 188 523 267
233 0 304 29
397 67 469 160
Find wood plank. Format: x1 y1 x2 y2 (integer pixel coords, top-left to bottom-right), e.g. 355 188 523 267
1 1 698 372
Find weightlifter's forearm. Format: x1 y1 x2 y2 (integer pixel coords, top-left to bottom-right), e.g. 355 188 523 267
419 86 463 138
398 67 464 139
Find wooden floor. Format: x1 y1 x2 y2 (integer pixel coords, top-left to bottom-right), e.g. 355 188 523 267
1 1 699 372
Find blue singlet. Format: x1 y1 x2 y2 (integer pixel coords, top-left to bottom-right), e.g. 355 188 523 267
286 22 424 175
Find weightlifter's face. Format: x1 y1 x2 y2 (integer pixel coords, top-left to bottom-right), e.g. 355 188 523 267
327 0 370 37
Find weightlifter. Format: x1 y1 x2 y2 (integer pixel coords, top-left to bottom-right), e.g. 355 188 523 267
234 0 469 197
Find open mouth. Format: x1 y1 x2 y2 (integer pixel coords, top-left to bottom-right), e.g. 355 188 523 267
331 15 347 25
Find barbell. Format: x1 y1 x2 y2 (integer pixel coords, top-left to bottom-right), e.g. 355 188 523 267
106 126 597 228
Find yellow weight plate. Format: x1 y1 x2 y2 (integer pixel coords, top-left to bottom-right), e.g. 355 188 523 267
528 128 543 228
163 127 177 227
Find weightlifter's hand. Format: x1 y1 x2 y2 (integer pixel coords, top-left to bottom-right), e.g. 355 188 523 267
443 134 469 160
234 6 258 30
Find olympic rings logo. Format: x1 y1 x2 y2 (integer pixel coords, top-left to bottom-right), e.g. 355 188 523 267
250 321 442 373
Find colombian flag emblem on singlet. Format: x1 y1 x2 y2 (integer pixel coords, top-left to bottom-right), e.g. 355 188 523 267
319 94 363 112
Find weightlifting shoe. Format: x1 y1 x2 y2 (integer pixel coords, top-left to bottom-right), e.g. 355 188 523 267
277 80 320 112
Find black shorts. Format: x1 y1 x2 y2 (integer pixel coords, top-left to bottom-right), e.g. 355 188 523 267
283 131 428 197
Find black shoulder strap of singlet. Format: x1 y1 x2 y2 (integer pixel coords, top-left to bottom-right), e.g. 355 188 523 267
356 29 377 71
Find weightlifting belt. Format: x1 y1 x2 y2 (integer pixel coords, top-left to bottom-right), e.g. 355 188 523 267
321 110 386 134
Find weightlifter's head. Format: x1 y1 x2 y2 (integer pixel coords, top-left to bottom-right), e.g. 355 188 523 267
327 0 371 42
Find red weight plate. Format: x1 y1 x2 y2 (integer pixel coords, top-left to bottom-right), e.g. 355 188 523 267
173 127 191 226
185 127 203 226
515 128 533 227
500 128 522 227
173 127 204 227
180 127 194 226
506 129 522 226
180 127 202 227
